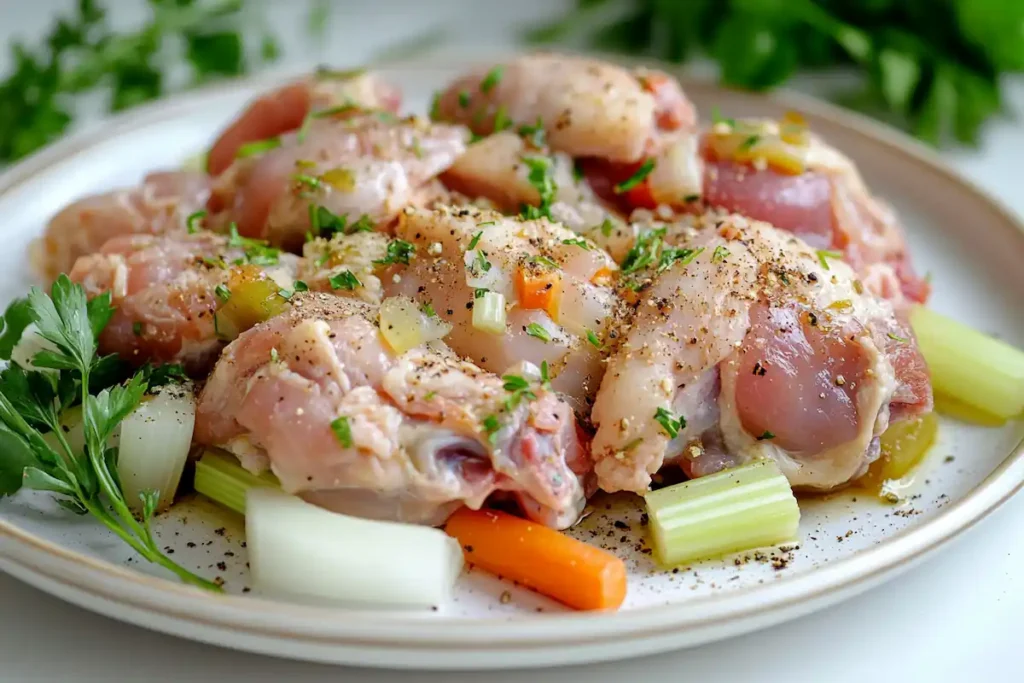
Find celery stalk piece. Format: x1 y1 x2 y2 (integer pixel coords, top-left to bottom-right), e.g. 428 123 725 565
644 460 800 567
193 449 279 515
910 306 1024 420
472 290 507 334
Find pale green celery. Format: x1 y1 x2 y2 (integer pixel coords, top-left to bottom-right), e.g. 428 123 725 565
910 306 1024 420
471 291 507 334
644 460 800 567
193 449 279 515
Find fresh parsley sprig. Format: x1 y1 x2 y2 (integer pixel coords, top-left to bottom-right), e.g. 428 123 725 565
0 276 218 591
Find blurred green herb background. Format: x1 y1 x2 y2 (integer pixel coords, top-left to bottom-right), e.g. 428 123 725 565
2 0 1023 164
530 0 1024 146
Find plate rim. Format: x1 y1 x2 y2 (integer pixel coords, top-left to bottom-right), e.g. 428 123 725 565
0 54 1022 661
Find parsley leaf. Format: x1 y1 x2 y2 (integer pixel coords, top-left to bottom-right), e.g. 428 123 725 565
520 155 557 220
331 416 353 448
374 239 416 266
525 323 552 342
329 270 362 291
613 159 655 193
654 407 686 439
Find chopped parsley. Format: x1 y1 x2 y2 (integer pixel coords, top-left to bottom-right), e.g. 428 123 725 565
474 249 492 273
373 239 416 266
739 135 760 151
683 193 701 203
480 65 503 93
227 224 280 265
493 105 512 132
293 173 323 192
613 158 655 194
186 210 207 234
654 407 686 439
501 374 537 411
457 90 471 108
816 249 843 271
132 321 143 336
293 280 309 292
621 228 667 274
214 284 231 302
531 254 559 270
468 231 483 250
236 136 281 158
657 246 704 273
756 430 776 441
422 302 437 317
525 323 551 342
561 238 591 250
599 218 615 237
481 414 502 444
712 245 730 263
308 204 345 236
518 117 546 147
887 332 909 343
328 270 362 290
474 288 489 299
586 329 602 349
520 155 556 220
539 360 552 389
331 416 354 448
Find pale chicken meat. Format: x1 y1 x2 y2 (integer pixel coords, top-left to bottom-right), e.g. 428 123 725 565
584 116 929 304
434 53 695 163
69 232 299 374
297 230 391 304
208 114 469 252
33 171 211 281
590 213 931 494
207 69 402 175
193 293 590 528
382 206 623 410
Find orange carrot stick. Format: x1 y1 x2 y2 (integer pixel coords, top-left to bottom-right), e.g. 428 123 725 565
444 508 627 611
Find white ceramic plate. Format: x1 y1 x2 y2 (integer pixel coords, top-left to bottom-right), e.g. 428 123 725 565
0 56 1021 670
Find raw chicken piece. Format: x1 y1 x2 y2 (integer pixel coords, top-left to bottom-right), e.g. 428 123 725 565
194 293 590 528
433 53 695 163
207 69 402 175
590 213 931 494
382 206 623 411
297 230 390 304
33 171 211 281
208 114 468 252
585 116 929 304
69 232 299 374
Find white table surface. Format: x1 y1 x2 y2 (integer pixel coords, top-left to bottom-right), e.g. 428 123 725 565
2 2 1023 681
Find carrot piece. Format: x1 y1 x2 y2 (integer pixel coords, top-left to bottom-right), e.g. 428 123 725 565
444 508 627 611
515 268 562 318
590 266 615 287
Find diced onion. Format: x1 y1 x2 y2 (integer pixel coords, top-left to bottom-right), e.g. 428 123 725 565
379 296 452 355
645 460 800 566
707 119 810 175
471 291 507 334
647 134 703 205
246 488 464 608
118 383 196 514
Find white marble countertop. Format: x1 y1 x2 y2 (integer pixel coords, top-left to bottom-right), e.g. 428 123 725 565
1 2 1022 681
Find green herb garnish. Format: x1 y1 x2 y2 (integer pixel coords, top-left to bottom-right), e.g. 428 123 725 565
817 249 843 271
654 407 686 439
328 271 361 291
480 65 503 93
561 238 592 250
186 210 207 235
331 416 353 448
525 323 551 342
0 276 219 590
373 239 416 266
613 159 655 194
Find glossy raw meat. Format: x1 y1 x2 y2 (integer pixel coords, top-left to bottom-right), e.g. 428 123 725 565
194 293 590 528
207 70 402 175
590 213 931 493
34 171 211 280
208 114 468 251
382 206 623 411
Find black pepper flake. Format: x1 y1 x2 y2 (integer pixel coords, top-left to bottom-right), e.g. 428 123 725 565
613 520 630 530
